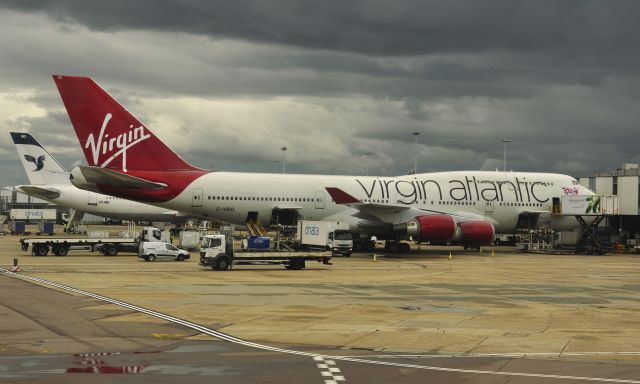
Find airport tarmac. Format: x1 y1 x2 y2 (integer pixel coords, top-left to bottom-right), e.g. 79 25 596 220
1 229 640 382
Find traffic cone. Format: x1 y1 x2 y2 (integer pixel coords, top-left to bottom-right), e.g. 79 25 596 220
491 249 495 258
448 252 452 260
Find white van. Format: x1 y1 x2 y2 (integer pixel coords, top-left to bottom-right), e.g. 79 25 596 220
139 241 190 262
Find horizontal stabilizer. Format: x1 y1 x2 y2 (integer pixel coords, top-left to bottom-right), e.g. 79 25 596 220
16 185 61 199
72 166 167 190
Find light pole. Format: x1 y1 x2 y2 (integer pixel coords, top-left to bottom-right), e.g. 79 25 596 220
281 146 287 174
274 160 281 173
412 132 420 174
364 152 372 176
502 138 512 172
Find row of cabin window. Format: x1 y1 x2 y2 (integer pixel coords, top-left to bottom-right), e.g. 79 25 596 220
439 201 543 207
499 202 543 207
361 199 544 207
207 196 319 202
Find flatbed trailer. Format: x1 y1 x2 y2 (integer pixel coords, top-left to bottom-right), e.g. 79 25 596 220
20 236 139 256
19 227 162 256
199 234 332 270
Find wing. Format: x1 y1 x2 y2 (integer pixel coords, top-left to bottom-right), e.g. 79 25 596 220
325 187 414 223
325 187 489 225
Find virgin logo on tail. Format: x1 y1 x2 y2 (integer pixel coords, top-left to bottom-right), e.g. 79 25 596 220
85 114 151 172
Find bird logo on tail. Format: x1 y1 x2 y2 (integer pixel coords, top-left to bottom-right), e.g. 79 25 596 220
24 155 45 171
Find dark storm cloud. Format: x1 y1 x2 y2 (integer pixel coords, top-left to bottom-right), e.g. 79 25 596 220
2 0 639 98
0 1 639 182
2 0 639 57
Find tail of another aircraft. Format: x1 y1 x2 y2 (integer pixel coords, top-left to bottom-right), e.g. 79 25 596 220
10 132 70 185
53 75 201 173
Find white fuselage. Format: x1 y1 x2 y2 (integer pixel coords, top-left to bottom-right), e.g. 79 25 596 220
135 170 592 234
17 184 187 222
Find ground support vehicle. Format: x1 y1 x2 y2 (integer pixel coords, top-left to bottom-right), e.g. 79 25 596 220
199 234 332 271
297 220 353 257
138 241 190 262
20 227 162 256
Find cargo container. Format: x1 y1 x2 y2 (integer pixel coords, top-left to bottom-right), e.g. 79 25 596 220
242 236 271 250
179 230 200 250
297 220 353 256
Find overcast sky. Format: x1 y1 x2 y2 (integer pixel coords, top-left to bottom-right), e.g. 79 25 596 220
0 0 639 186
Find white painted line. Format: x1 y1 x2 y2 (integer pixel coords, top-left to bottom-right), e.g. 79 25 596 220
342 352 640 358
3 268 640 384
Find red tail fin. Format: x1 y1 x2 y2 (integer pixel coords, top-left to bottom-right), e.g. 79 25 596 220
53 75 199 172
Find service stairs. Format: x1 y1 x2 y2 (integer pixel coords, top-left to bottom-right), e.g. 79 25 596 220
247 219 269 237
65 209 85 232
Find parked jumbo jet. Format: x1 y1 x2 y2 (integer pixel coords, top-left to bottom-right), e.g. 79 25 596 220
10 131 194 225
54 75 593 251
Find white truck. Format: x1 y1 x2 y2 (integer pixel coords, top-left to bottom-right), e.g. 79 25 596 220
20 226 161 257
199 233 332 271
297 220 353 257
138 241 190 262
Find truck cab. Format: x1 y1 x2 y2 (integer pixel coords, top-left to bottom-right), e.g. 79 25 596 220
328 229 353 257
201 234 228 257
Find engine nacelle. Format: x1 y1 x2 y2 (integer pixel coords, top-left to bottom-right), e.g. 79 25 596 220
403 215 495 246
457 221 495 246
405 215 456 242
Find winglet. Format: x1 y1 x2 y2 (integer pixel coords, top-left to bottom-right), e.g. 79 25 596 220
325 187 361 204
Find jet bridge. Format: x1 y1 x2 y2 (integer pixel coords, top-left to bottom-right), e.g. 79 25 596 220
552 194 619 254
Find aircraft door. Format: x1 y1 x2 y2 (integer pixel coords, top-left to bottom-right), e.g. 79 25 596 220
192 188 203 207
88 192 97 206
484 201 494 215
315 191 325 209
